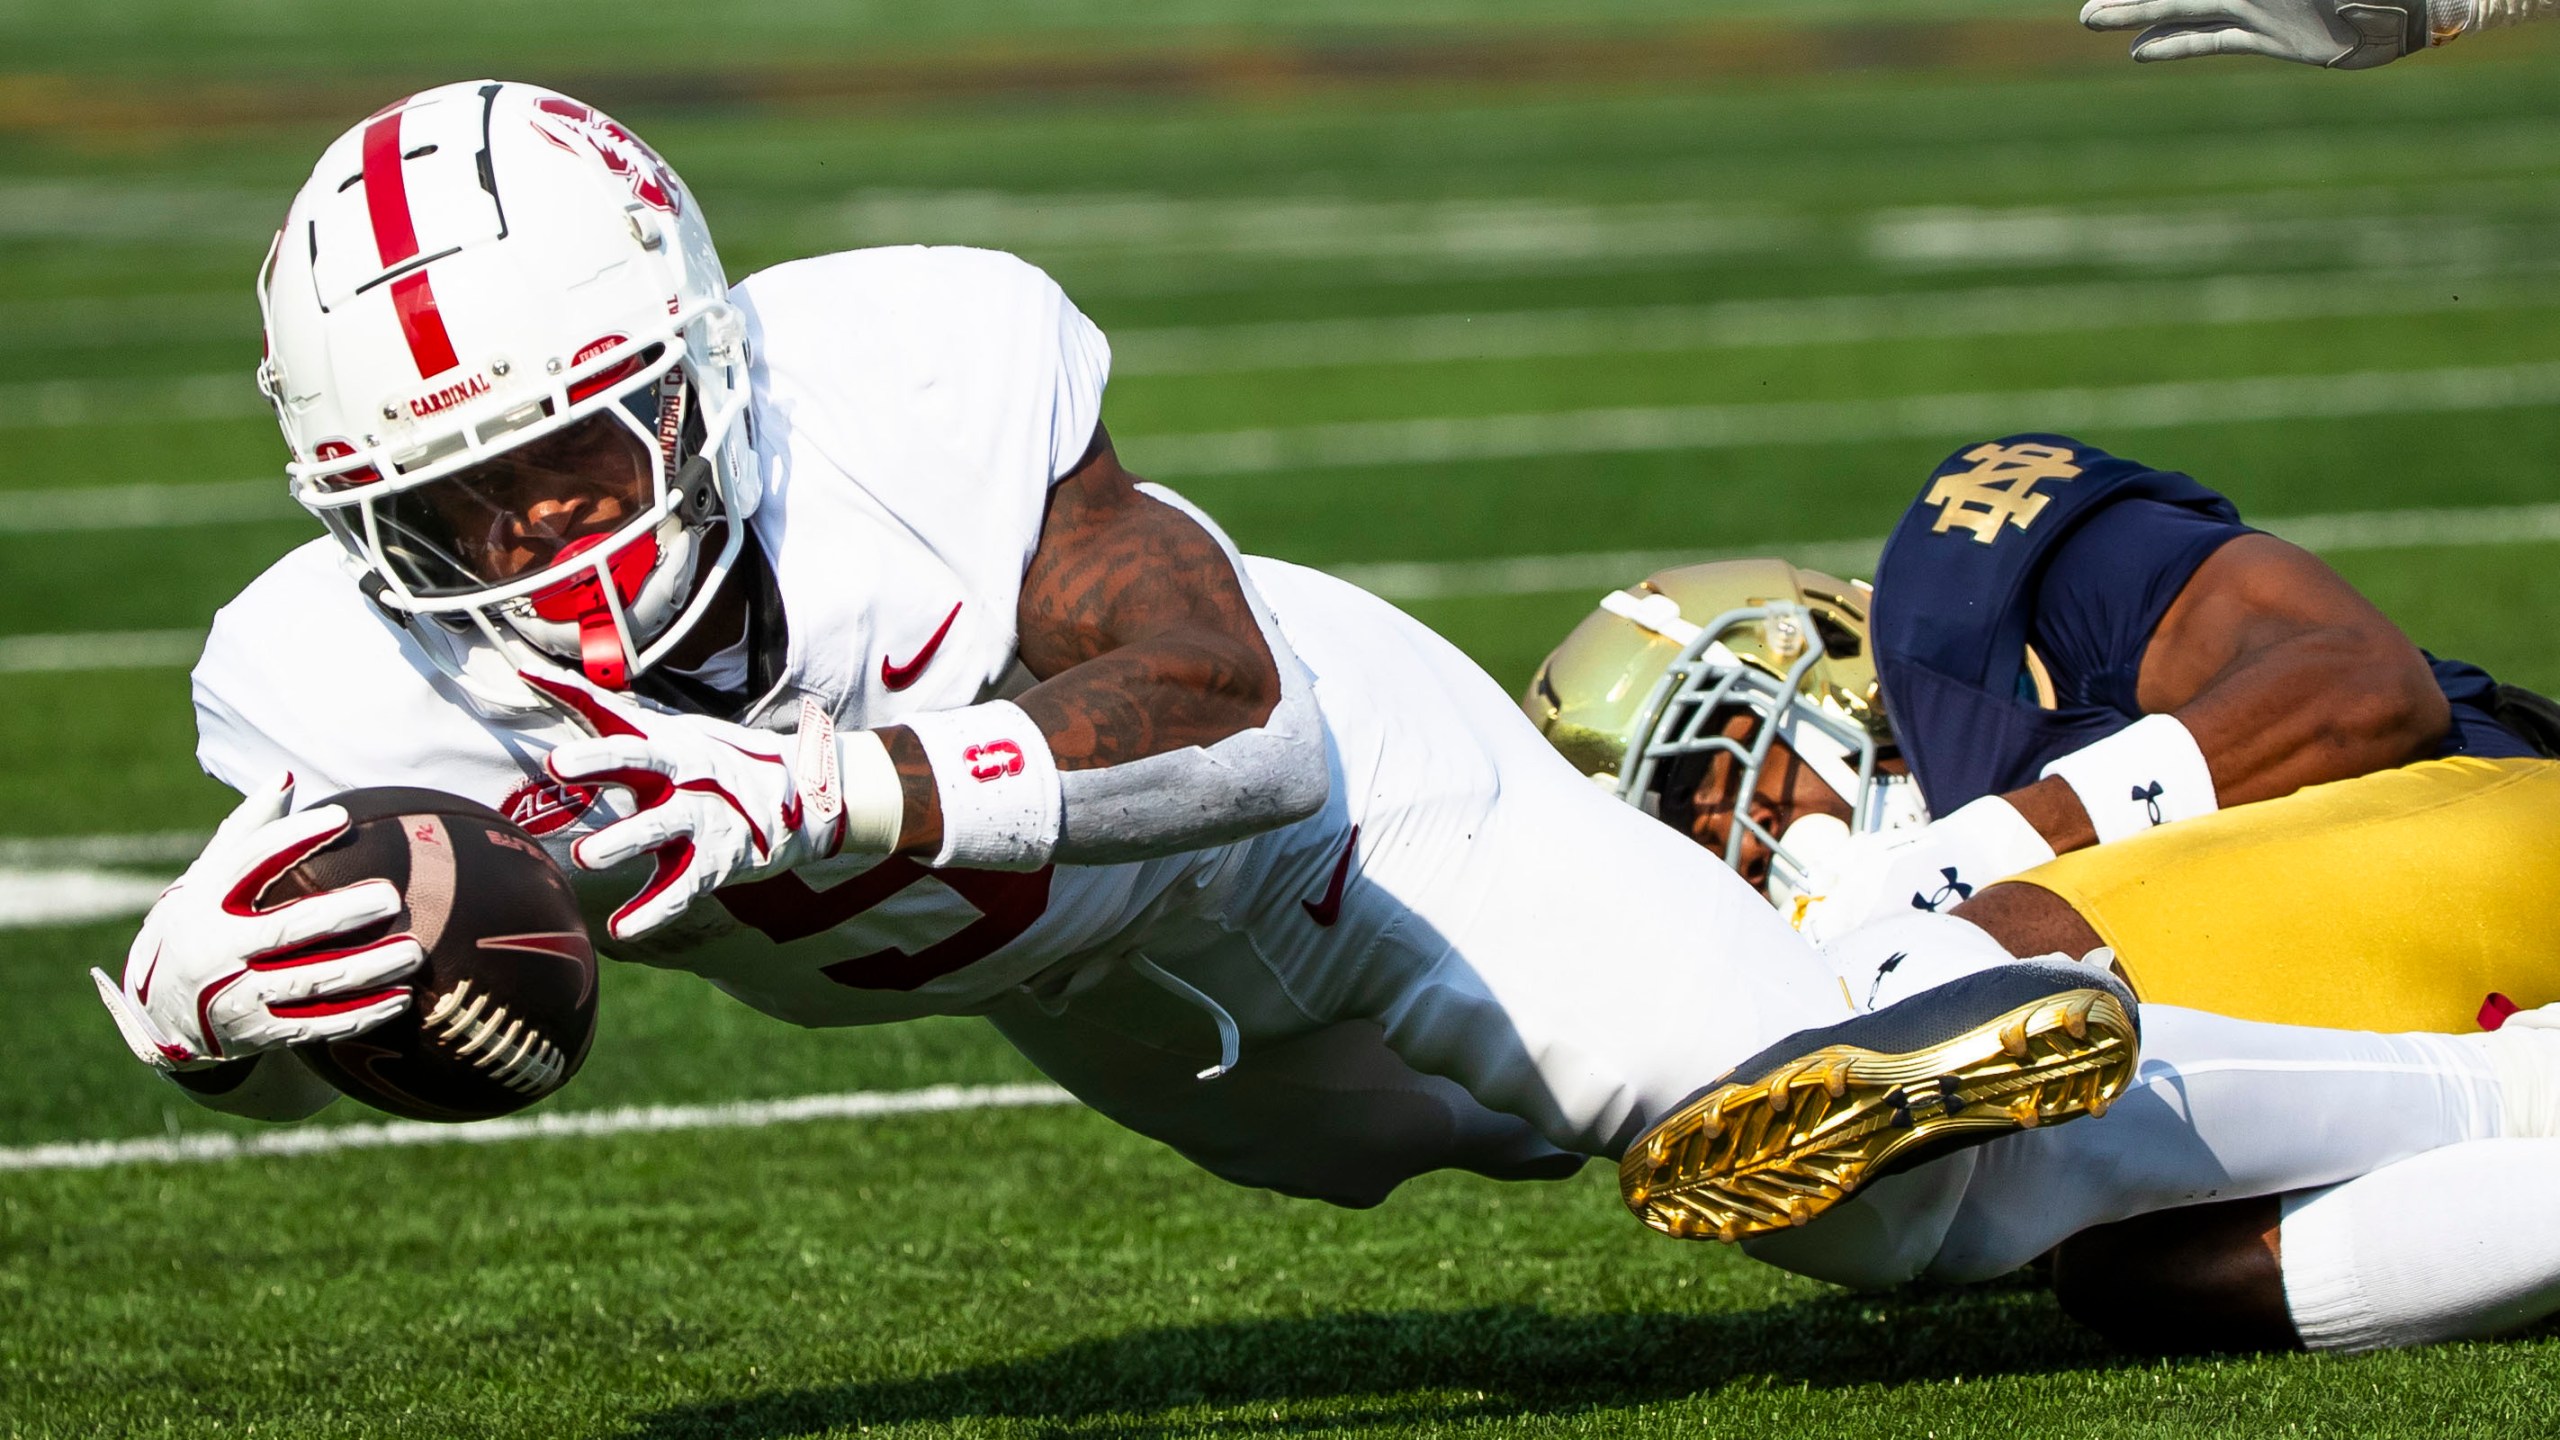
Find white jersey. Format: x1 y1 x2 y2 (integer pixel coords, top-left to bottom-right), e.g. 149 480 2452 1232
197 246 1328 1028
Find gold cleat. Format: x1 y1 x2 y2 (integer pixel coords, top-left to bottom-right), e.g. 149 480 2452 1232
1621 962 2141 1243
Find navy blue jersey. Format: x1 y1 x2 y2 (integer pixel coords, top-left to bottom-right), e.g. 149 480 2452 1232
1871 434 2532 814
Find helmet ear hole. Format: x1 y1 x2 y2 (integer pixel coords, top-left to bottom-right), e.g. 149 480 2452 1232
672 455 718 525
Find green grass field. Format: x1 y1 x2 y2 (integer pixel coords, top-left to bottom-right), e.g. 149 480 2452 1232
12 4 2560 1435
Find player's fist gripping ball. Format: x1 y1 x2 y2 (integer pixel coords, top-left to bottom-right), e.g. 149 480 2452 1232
271 787 598 1121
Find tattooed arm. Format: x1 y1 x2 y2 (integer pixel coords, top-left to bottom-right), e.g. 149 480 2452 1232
881 426 1327 864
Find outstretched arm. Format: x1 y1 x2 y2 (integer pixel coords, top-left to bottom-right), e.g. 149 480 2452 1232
880 426 1327 865
1794 532 2445 943
545 425 1328 940
2001 532 2446 852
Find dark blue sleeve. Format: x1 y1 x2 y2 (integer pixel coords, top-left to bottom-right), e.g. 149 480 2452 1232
2023 497 2254 718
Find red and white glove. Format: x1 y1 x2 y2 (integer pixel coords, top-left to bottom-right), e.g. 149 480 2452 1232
1788 795 2059 947
91 775 423 1071
525 672 903 941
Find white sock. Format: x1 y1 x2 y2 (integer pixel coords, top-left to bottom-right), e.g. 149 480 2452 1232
2283 1139 2560 1352
1822 911 2024 1012
1922 1005 2503 1283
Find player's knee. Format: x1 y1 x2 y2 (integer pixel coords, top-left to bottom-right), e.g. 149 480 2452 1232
1952 882 2105 963
2049 1199 2302 1354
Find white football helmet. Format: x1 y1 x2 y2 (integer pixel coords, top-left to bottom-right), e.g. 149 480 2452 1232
256 80 759 697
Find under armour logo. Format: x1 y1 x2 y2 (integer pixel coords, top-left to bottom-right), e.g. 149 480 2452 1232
2131 780 2165 827
1909 867 1973 913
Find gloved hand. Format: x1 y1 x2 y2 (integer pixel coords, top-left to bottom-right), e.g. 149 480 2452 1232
2079 0 2447 69
91 774 423 1070
1789 795 2059 947
524 671 902 941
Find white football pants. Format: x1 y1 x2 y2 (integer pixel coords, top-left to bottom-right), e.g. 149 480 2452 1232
989 563 1855 1205
994 569 2522 1285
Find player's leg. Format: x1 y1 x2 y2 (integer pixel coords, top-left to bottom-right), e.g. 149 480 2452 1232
1953 755 2560 1346
2058 1139 2560 1354
1341 722 2136 1240
1906 1000 2560 1284
985 996 1583 1209
1261 562 2141 1234
1980 756 2560 1032
2049 1194 2298 1353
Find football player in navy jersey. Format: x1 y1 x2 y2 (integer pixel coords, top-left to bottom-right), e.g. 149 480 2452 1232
1526 433 2560 1354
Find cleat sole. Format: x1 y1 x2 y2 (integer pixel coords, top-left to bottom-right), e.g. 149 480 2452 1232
1619 986 2138 1244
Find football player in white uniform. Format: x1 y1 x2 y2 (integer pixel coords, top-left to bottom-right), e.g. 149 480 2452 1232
87 83 2560 1296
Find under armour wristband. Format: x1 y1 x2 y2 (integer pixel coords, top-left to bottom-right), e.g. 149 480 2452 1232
1934 794 2061 881
897 700 1063 871
2039 713 2218 845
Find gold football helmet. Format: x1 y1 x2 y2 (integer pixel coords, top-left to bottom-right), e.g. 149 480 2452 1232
1521 558 1921 895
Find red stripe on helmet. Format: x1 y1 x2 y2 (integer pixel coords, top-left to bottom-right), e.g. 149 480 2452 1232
389 271 460 379
361 111 460 379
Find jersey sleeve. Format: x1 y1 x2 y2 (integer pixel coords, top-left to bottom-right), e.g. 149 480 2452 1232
2024 496 2253 716
192 540 570 811
732 246 1111 591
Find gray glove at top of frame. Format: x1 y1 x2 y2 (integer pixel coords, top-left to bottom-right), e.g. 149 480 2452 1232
2080 0 2552 69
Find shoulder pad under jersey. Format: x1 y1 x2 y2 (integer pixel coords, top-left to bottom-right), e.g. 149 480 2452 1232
1870 434 2240 807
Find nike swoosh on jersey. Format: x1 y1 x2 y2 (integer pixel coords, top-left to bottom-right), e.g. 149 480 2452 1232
1301 824 1361 927
880 602 963 692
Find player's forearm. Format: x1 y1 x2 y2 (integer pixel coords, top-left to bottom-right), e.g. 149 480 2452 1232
2171 631 2449 805
881 631 1327 866
2000 634 2443 857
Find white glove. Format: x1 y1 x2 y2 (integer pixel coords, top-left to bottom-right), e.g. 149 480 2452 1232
2080 0 2449 68
1789 795 2059 947
524 671 902 941
91 775 424 1071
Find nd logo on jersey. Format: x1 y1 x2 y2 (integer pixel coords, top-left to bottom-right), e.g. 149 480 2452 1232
1925 441 2083 545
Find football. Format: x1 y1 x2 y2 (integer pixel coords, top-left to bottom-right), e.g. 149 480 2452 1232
271 787 599 1122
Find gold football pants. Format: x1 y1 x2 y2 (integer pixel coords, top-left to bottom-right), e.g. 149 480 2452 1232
2012 756 2560 1034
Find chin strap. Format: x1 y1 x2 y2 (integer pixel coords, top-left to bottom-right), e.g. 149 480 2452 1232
529 530 662 692
575 608 630 690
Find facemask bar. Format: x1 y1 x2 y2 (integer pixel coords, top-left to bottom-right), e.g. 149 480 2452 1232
1613 598 1895 899
292 298 753 689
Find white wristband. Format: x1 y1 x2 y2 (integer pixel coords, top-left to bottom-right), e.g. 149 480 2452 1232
1935 793 2061 879
897 700 1063 871
2039 713 2219 845
794 698 902 856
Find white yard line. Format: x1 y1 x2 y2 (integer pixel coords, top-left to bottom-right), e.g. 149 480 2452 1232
0 479 289 533
0 1082 1078 1174
1332 500 2560 601
1111 269 2559 376
0 832 214 868
0 628 205 674
16 270 2550 431
0 374 267 430
0 868 171 928
7 495 2560 693
1135 361 2560 477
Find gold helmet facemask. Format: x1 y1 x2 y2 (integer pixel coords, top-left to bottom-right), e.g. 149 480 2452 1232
1522 560 1926 901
